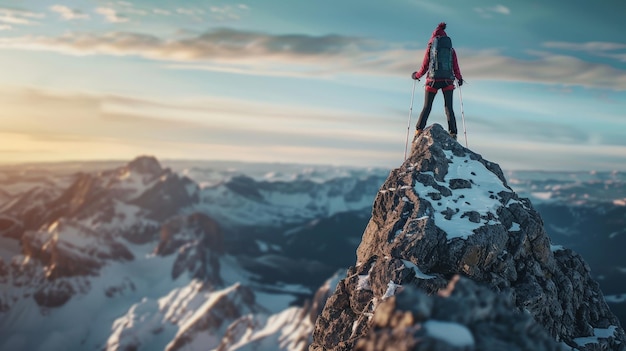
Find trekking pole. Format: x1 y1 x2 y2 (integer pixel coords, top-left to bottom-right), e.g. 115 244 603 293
404 79 417 161
457 82 468 147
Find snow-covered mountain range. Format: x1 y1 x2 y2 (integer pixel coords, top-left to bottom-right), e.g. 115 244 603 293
0 156 380 350
0 151 625 350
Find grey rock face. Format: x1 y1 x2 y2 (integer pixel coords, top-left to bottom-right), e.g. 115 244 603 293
155 212 224 282
22 219 134 280
354 276 561 351
310 124 626 351
126 155 163 175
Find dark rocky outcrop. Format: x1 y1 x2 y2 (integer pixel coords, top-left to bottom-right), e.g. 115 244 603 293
155 212 224 282
130 172 198 220
354 276 562 351
0 216 23 240
310 124 626 351
33 279 75 308
126 155 163 175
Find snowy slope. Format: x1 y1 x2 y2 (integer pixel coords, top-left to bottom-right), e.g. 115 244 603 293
190 174 384 228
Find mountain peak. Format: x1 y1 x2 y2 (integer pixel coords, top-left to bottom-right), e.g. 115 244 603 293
408 123 507 185
311 123 626 350
126 155 163 175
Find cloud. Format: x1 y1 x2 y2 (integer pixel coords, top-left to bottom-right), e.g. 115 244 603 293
1 28 625 90
457 49 626 90
0 7 44 26
544 41 626 51
543 41 626 62
209 4 250 21
176 8 201 16
385 48 626 90
0 28 375 63
474 5 510 18
50 5 89 20
114 1 148 16
153 8 171 16
0 87 405 165
2 86 625 169
96 7 129 23
0 87 395 146
491 5 511 14
469 114 589 145
175 5 248 21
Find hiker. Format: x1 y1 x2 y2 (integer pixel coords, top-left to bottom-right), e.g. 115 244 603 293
411 22 463 140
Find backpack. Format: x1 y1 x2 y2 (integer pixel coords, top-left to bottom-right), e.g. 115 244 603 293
428 36 455 80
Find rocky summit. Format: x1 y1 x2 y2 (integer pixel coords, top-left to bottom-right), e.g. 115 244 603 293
310 124 626 351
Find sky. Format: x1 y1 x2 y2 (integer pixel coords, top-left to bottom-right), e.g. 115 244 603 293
0 0 625 171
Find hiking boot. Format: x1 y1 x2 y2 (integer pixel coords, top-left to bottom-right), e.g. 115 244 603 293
450 132 457 140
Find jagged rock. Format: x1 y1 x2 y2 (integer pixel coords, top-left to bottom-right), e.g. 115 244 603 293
354 276 561 351
2 185 64 239
0 216 23 240
155 212 224 282
5 155 200 283
225 175 265 201
0 259 6 279
103 281 263 351
214 273 344 351
309 270 345 324
310 124 626 351
130 172 198 220
33 279 75 307
4 156 196 239
126 155 163 175
165 283 260 351
22 219 134 280
120 222 160 244
216 306 313 351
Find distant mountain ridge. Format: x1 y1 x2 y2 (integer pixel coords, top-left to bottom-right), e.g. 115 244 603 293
1 140 626 350
0 155 382 350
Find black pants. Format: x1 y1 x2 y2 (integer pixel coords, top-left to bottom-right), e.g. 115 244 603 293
415 82 458 134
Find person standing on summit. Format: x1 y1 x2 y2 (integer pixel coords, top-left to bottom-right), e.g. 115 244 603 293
411 22 463 140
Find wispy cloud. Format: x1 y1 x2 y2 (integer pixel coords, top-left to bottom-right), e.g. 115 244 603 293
0 87 402 164
50 5 89 20
544 42 626 51
176 7 205 21
96 7 129 23
543 41 626 62
470 114 589 145
153 8 171 16
0 87 394 141
209 4 250 21
454 49 626 90
387 48 626 90
474 4 510 18
115 1 148 16
0 28 375 64
176 8 202 16
1 28 625 90
0 7 44 27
